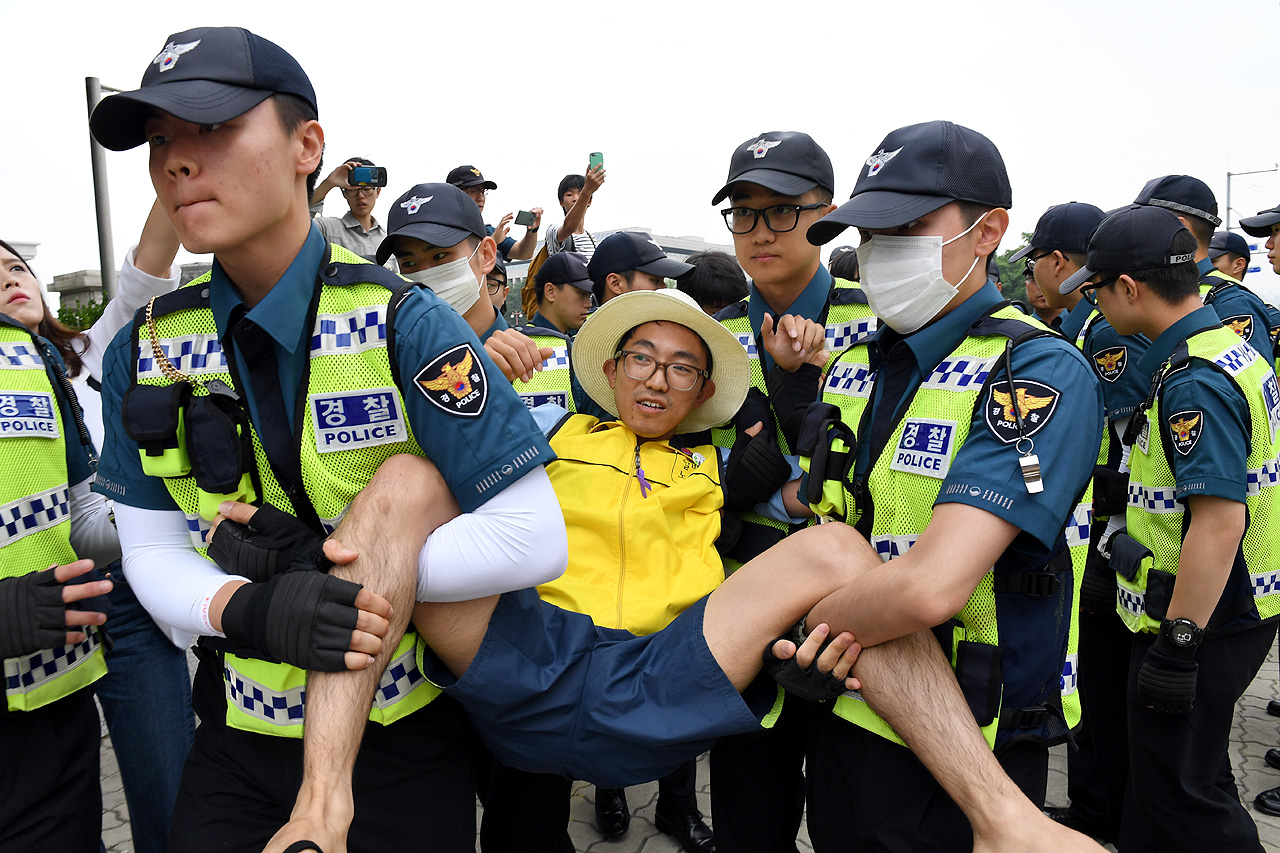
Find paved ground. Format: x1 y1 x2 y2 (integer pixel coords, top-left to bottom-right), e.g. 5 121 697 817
101 647 1280 852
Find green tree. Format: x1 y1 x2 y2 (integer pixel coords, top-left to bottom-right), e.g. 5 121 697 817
58 297 107 332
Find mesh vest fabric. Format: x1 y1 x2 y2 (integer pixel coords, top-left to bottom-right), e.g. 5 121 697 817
131 247 440 737
512 326 576 412
1120 326 1280 634
0 322 107 710
712 278 876 537
818 305 1075 748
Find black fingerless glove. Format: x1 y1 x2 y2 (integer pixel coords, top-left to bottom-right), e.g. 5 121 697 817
724 429 792 513
1137 632 1198 714
766 363 823 449
761 630 850 702
208 504 329 583
220 571 362 672
0 567 68 659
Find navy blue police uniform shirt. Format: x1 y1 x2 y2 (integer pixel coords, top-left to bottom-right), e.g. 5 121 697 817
1135 305 1254 505
1199 258 1275 369
1060 298 1151 421
480 303 509 344
854 282 1104 550
95 224 552 516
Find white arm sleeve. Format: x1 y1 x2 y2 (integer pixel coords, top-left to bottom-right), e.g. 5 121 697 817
80 244 180 383
417 465 567 602
67 477 121 569
115 502 248 646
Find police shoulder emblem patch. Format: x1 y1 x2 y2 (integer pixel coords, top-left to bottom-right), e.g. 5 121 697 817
1092 345 1127 383
415 344 488 417
984 379 1061 444
1166 410 1203 456
1223 314 1254 340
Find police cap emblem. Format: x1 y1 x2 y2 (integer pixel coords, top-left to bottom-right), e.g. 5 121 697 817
746 139 781 159
865 147 903 177
152 39 201 72
415 344 488 417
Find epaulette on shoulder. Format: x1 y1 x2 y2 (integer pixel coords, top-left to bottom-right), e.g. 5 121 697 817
319 259 408 291
714 299 749 321
970 307 1045 344
148 279 211 318
829 278 869 305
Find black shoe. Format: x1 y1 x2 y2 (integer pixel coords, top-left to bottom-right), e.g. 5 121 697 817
1269 700 1280 717
594 787 630 838
655 810 716 852
1255 786 1280 817
1267 748 1280 771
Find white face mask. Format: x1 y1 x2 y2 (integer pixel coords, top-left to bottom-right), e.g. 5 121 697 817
856 211 989 334
402 242 483 314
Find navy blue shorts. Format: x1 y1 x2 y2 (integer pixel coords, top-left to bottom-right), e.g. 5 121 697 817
419 587 777 787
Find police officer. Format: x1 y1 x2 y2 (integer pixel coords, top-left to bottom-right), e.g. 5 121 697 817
445 164 542 263
1134 175 1277 367
0 248 116 851
1017 202 1139 843
587 230 694 306
706 130 877 853
797 120 1103 851
1061 204 1280 853
379 182 510 343
88 27 565 852
1209 231 1252 282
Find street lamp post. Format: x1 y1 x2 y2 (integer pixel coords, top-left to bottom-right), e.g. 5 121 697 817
85 77 123 300
1226 165 1279 232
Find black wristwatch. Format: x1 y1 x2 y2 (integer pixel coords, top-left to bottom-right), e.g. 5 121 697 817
1161 617 1205 649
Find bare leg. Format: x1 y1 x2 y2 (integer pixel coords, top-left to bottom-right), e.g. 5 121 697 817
264 455 459 853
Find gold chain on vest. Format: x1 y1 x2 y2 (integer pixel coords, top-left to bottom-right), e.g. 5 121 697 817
145 295 196 385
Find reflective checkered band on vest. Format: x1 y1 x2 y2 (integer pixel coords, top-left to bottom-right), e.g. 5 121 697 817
1061 652 1078 696
1128 482 1181 513
1213 341 1258 376
372 645 427 709
0 342 46 370
1118 586 1145 618
824 362 876 400
138 333 228 380
184 513 210 550
1254 571 1280 596
1248 458 1280 497
871 533 919 561
310 306 389 357
5 629 100 695
920 355 998 391
827 318 876 353
0 484 70 549
542 347 570 370
1064 503 1091 548
732 332 758 358
225 662 306 728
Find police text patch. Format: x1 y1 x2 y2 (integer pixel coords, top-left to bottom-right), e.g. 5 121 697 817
890 418 956 479
309 388 406 453
1166 409 1204 456
0 392 59 439
415 344 488 418
984 380 1060 444
1262 372 1280 444
1223 314 1254 340
520 391 569 410
1092 346 1128 383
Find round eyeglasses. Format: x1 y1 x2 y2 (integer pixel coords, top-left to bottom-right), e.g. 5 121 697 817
614 350 709 391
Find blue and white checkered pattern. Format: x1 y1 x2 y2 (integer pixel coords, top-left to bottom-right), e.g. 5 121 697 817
1246 456 1280 497
826 318 876 353
1065 503 1092 548
1212 341 1257 376
372 647 427 709
138 334 228 379
734 333 759 359
922 355 998 391
183 513 211 550
0 484 70 549
224 664 307 727
0 343 46 370
824 362 876 400
1060 652 1078 696
870 533 919 561
1128 481 1181 513
310 307 389 358
541 347 570 370
4 628 100 695
1252 570 1280 597
1117 587 1144 618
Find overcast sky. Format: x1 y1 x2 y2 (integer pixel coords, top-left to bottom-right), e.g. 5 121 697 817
7 0 1280 299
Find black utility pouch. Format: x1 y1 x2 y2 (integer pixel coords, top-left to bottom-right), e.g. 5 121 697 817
122 382 192 477
186 384 253 495
1108 532 1152 583
954 640 1004 728
1091 465 1130 517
